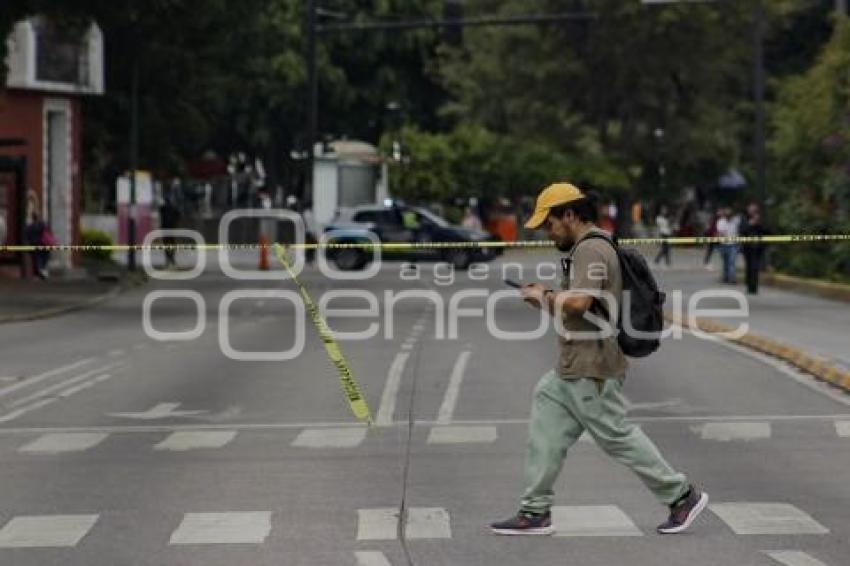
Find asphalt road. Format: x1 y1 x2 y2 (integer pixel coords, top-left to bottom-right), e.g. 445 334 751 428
0 249 848 566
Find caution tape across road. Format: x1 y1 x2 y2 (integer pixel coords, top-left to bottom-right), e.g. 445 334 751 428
2 233 849 253
273 243 373 425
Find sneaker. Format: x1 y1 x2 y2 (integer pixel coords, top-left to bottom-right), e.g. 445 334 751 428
657 486 709 534
490 511 554 536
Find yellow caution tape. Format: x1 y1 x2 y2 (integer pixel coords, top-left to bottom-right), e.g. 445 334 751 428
272 243 373 425
2 233 849 253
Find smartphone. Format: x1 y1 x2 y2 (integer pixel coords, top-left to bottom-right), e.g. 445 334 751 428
503 278 523 289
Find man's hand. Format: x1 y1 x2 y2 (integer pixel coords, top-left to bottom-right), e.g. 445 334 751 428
520 283 548 309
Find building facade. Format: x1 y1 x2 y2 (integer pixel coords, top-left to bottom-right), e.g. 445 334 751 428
0 17 103 274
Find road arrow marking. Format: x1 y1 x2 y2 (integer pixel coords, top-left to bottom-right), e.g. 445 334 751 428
107 403 206 420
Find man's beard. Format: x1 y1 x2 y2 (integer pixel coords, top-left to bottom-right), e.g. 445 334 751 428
555 235 574 252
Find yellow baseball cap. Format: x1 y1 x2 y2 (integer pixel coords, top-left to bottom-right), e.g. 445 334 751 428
524 182 585 229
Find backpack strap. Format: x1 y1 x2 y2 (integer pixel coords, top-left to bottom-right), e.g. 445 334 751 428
567 230 619 323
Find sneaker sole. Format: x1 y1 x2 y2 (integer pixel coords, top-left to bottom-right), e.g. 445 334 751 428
657 492 709 534
490 526 555 536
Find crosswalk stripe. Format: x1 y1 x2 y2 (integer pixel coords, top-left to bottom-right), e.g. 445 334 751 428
356 551 393 566
551 505 643 537
835 421 850 437
0 515 98 548
357 507 451 540
168 512 272 544
765 551 829 566
710 503 829 535
292 427 367 448
154 431 236 451
19 432 109 454
694 422 772 441
426 425 497 444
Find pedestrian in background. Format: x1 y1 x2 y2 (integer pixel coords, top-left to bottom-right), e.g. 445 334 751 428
159 196 181 269
490 182 708 537
740 203 768 294
716 207 740 284
703 208 718 270
24 211 52 279
654 205 673 267
461 206 483 232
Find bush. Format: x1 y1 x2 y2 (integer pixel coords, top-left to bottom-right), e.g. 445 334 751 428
80 229 114 261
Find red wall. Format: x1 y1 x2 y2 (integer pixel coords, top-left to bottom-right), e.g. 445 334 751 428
0 89 83 266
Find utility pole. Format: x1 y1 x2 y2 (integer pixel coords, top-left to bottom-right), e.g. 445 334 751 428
128 60 139 271
306 0 318 199
753 0 767 219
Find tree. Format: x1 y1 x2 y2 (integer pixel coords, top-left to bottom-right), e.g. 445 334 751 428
771 13 850 280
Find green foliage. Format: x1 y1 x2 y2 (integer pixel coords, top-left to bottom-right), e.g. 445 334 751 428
771 15 850 280
380 123 626 203
80 228 114 261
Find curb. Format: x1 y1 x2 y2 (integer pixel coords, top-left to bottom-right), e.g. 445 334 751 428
0 274 148 325
762 272 850 303
665 313 850 394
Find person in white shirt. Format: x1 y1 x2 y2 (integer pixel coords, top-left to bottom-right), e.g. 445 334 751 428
654 205 673 266
461 207 483 232
715 207 739 284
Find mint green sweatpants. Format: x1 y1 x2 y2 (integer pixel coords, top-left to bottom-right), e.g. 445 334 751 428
521 371 689 515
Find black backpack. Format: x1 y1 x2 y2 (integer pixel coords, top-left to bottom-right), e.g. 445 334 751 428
574 232 666 358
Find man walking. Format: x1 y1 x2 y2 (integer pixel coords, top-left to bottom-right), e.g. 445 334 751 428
490 183 708 536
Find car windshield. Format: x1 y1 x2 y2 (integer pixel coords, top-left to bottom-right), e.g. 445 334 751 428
413 207 450 228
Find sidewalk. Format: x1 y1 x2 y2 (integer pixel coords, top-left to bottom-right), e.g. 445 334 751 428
0 270 145 323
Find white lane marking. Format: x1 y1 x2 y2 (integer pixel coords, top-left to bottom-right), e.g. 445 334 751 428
427 425 497 444
356 551 393 566
58 374 113 397
710 503 829 535
0 376 18 383
19 432 109 454
7 365 119 408
292 427 367 448
1 414 849 436
0 358 94 398
694 422 772 442
108 402 207 420
0 398 57 423
406 507 452 539
552 505 643 537
375 353 410 427
0 515 99 548
107 349 125 358
400 343 414 351
436 350 471 425
679 325 850 408
357 507 451 540
765 551 829 566
154 431 236 451
169 512 272 544
836 421 850 437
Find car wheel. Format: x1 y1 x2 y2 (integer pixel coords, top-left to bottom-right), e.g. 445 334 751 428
334 248 366 271
447 249 472 270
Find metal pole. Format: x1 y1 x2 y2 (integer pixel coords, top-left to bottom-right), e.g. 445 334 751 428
753 0 767 218
128 60 139 271
306 0 317 200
